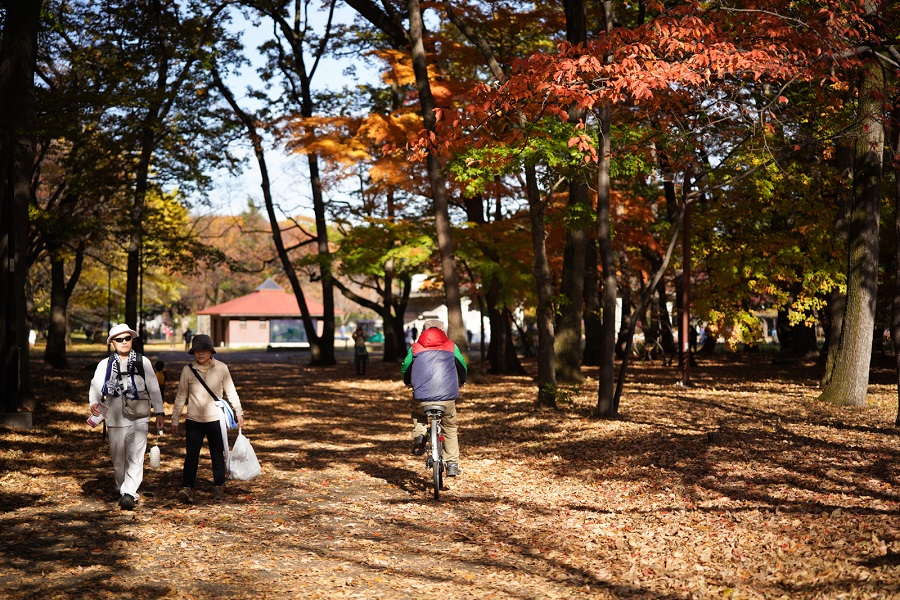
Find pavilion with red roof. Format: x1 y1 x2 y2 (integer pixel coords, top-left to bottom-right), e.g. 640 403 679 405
197 278 337 348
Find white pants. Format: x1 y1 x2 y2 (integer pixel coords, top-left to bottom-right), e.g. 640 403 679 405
107 421 148 499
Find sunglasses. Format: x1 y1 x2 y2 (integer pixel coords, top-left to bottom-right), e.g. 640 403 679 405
112 336 132 343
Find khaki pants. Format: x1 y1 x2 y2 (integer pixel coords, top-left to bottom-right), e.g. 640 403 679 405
411 399 459 464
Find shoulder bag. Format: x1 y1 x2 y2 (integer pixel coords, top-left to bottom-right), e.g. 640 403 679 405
188 365 237 429
117 356 151 420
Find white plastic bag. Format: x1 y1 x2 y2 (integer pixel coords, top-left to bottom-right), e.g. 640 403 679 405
229 429 261 481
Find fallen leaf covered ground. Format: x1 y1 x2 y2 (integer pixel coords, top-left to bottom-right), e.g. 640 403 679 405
1 347 899 599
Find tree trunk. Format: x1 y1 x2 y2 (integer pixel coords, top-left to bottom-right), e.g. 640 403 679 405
582 238 601 366
595 0 617 417
125 127 154 330
612 204 686 411
486 278 525 375
819 59 884 407
596 101 617 416
555 0 588 383
526 162 558 408
407 0 468 357
306 152 337 365
261 2 339 365
658 285 676 354
615 262 633 359
555 181 588 382
487 305 525 375
45 257 70 368
126 0 170 330
822 143 853 381
890 93 900 425
381 270 402 362
0 0 42 418
777 308 819 357
333 274 410 362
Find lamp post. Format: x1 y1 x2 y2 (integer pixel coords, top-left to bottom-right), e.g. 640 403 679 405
139 243 143 343
107 268 111 335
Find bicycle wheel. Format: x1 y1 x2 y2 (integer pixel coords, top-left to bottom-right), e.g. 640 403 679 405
431 420 442 500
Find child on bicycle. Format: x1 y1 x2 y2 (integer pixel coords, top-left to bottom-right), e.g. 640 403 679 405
400 319 467 477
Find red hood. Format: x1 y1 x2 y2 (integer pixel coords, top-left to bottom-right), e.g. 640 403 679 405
416 327 451 348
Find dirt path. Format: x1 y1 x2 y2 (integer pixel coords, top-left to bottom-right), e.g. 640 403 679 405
1 350 899 599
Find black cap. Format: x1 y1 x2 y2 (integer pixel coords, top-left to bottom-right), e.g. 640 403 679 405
189 334 217 354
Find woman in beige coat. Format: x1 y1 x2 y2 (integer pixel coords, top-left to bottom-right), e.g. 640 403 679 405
171 335 244 503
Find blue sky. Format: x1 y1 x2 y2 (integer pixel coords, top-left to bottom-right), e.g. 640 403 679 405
207 5 381 217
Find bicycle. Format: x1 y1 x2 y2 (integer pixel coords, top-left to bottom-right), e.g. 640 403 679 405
644 336 670 366
421 404 446 500
632 332 670 366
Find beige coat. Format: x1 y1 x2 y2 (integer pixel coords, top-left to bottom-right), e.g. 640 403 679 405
172 359 243 425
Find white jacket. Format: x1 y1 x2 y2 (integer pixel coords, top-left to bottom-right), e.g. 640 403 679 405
88 354 164 427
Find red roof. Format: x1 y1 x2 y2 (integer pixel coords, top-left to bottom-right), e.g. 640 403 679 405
198 280 331 317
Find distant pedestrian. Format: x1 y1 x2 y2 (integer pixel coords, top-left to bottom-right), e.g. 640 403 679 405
411 325 418 342
352 326 369 376
183 329 193 352
154 361 167 402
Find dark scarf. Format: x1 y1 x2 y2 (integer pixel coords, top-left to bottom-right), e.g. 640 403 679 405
103 350 138 399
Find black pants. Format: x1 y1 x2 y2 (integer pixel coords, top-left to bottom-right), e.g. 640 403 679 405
182 419 226 487
354 349 368 375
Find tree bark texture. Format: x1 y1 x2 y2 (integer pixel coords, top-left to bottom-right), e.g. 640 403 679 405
305 151 337 365
818 59 884 408
486 289 526 375
555 0 589 383
44 249 85 369
595 0 617 416
0 0 43 415
596 101 617 416
890 94 900 425
822 143 853 382
582 238 601 366
554 180 588 383
46 259 71 368
526 163 558 408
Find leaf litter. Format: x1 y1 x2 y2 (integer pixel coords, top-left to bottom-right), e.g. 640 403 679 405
0 351 898 599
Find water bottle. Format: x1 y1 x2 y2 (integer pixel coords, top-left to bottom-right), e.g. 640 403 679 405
149 429 161 468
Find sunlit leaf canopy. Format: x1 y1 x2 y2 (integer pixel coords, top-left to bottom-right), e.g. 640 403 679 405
12 0 899 384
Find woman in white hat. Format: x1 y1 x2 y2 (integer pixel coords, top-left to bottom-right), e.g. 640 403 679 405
88 323 165 510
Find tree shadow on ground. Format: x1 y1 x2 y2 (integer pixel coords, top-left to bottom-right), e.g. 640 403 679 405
0 349 897 599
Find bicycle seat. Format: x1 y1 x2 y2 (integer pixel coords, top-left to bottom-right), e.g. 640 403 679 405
421 404 446 415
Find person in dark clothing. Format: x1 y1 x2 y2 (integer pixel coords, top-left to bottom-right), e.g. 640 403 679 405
352 326 369 375
400 319 467 477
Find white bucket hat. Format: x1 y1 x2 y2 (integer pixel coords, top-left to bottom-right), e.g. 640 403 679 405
107 323 139 345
